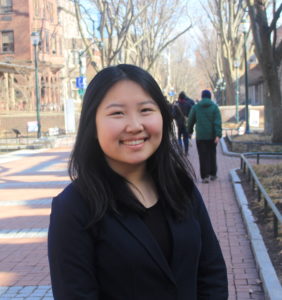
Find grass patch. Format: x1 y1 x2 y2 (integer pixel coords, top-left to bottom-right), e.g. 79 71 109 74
253 163 282 204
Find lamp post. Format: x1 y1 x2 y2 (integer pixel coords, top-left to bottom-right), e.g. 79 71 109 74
31 32 41 138
241 20 250 133
234 60 240 123
221 81 226 105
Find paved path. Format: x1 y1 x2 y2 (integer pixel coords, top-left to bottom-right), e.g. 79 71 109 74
0 141 268 299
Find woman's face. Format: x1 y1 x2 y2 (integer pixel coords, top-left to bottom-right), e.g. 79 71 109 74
95 80 163 173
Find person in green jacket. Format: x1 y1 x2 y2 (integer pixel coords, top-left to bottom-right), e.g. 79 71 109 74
187 90 222 183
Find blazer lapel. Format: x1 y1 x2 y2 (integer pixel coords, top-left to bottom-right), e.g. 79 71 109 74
113 212 176 285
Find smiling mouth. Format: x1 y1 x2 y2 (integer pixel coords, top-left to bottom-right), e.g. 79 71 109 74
122 139 147 146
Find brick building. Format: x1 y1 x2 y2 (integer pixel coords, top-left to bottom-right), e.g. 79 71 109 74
0 0 82 112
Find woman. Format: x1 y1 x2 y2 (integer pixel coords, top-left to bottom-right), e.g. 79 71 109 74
48 64 228 300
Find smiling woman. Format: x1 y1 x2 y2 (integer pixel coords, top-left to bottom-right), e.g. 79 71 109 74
95 80 163 175
48 64 228 300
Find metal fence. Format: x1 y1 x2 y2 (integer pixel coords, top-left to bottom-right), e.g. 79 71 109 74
240 152 282 237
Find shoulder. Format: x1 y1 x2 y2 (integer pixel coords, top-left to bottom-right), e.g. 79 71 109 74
53 182 82 207
190 185 208 216
193 103 201 111
187 98 195 105
51 182 90 225
212 103 220 112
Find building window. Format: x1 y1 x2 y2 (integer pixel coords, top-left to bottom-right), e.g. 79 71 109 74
45 30 49 53
33 0 40 17
1 31 14 53
0 0 12 14
51 33 57 54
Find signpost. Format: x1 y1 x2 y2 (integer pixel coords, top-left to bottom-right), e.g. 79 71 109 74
64 99 76 134
76 76 87 98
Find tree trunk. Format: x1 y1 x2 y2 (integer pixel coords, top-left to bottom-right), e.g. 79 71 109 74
246 0 282 142
263 82 272 134
261 50 282 142
268 75 282 142
225 77 235 106
272 106 282 142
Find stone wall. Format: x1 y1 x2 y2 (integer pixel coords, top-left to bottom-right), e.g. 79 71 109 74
0 112 80 137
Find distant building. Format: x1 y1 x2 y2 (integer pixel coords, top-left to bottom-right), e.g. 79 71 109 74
0 0 86 112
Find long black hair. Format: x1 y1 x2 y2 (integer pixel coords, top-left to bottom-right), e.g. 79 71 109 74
69 64 195 223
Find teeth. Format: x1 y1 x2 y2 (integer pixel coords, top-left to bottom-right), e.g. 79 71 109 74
123 139 144 145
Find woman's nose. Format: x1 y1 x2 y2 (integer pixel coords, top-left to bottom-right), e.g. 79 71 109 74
125 116 144 132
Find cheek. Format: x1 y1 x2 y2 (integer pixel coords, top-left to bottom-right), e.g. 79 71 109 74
146 115 163 137
96 119 120 143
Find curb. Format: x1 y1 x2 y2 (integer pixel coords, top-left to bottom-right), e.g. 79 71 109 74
229 168 282 300
220 137 239 156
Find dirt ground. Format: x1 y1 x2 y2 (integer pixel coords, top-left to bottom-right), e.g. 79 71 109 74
237 169 282 285
225 132 282 284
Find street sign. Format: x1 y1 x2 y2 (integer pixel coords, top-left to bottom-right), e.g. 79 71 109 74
78 89 85 96
27 121 38 133
76 76 87 89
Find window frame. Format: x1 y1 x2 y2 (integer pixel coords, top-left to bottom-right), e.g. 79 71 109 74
0 0 13 14
1 30 14 53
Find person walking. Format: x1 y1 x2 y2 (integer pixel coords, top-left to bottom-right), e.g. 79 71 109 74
188 90 222 183
173 91 194 155
48 66 228 300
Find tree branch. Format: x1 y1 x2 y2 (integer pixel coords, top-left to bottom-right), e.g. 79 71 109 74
269 3 282 33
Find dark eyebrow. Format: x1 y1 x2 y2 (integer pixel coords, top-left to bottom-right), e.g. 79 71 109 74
138 100 157 106
105 103 125 109
105 100 157 109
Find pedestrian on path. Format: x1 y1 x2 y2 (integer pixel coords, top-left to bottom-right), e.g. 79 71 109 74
187 90 222 183
48 65 228 300
172 91 195 155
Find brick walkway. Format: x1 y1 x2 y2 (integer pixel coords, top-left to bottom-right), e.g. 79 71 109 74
0 141 267 299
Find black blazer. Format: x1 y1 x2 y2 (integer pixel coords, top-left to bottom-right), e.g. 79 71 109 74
48 183 228 300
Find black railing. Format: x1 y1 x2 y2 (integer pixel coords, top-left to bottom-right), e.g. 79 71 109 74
240 152 282 237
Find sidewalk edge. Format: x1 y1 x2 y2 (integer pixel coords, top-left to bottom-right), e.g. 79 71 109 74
230 168 282 300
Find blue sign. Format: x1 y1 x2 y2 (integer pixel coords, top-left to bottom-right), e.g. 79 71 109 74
76 76 87 89
168 90 175 96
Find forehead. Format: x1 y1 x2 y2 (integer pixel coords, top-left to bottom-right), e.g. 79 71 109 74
100 80 153 104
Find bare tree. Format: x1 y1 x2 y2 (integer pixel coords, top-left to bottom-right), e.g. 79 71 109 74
246 0 282 142
126 0 192 72
166 35 209 100
201 0 248 105
192 26 221 100
74 0 193 80
74 0 140 71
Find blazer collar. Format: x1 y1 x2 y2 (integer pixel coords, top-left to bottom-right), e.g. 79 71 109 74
113 212 176 285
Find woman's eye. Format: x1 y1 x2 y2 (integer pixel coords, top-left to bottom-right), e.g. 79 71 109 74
111 111 123 116
141 107 154 113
